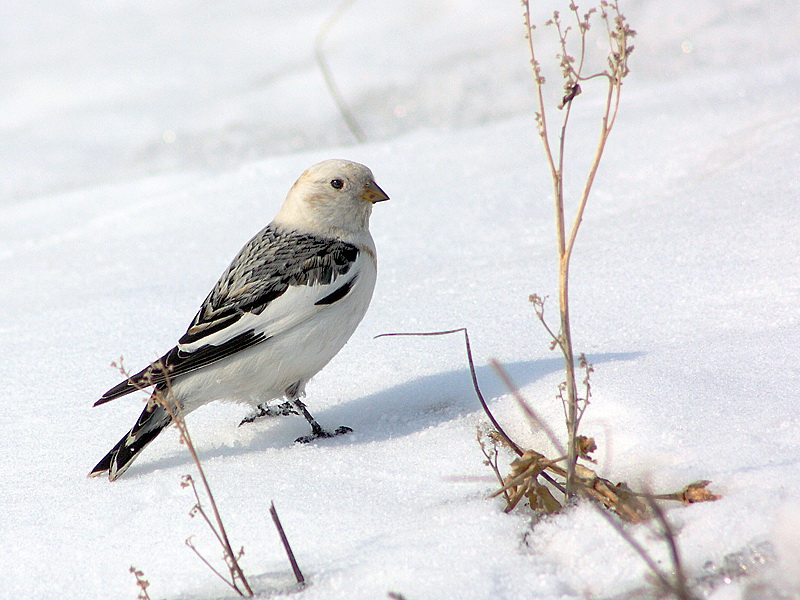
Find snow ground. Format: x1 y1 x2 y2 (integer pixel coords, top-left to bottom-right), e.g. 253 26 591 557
1 1 799 599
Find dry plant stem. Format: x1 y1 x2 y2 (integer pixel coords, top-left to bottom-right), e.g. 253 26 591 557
165 398 254 597
489 359 564 456
186 536 240 593
523 0 631 497
524 6 558 187
130 361 253 598
589 501 677 592
315 0 366 143
186 477 229 551
645 494 694 600
129 566 152 600
524 0 581 498
114 358 253 596
375 329 565 494
269 502 306 586
375 328 524 456
477 429 513 504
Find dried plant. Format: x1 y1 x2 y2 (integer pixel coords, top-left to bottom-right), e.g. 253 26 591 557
487 362 716 599
113 359 254 597
523 0 635 495
375 328 720 521
477 427 513 505
182 474 252 596
486 357 719 520
269 501 306 586
513 7 715 593
129 566 152 600
111 358 310 595
370 6 713 595
377 327 718 598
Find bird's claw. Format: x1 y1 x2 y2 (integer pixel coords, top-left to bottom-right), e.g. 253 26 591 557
295 425 353 444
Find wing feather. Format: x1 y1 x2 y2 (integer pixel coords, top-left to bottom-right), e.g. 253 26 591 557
179 226 358 345
96 226 364 405
94 330 268 405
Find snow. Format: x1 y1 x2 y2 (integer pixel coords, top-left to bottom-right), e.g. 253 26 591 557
2 0 800 598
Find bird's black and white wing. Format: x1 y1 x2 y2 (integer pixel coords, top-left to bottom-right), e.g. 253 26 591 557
95 226 369 405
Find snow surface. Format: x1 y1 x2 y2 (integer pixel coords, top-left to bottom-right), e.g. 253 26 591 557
1 1 800 598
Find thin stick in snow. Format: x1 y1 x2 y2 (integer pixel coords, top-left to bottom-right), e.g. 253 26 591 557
270 502 305 586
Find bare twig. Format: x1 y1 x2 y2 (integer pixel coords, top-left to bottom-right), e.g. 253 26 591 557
523 6 558 186
644 493 695 600
129 566 152 600
314 0 366 143
375 328 524 456
186 537 242 594
183 476 228 552
477 428 512 504
522 0 634 497
529 295 562 352
489 359 564 456
157 381 254 596
113 360 254 597
269 502 306 586
576 353 593 430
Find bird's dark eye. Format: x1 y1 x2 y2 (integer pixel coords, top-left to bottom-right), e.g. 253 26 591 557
330 178 344 190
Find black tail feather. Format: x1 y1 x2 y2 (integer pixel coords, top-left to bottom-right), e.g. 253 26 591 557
89 401 173 481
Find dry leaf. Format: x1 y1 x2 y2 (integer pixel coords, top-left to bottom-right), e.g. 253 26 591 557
574 463 598 482
577 436 597 460
681 480 720 504
527 482 562 514
573 466 650 522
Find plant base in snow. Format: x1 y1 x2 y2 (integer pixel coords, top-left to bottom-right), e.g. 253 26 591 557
481 429 718 523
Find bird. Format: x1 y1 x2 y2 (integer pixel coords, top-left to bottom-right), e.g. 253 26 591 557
89 159 389 481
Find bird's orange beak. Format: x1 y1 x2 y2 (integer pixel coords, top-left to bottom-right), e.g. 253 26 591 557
361 180 390 203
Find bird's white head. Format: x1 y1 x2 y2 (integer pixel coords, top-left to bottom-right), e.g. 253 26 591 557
273 159 389 238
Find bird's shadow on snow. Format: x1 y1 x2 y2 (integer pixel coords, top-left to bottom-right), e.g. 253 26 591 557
132 351 641 476
319 351 643 444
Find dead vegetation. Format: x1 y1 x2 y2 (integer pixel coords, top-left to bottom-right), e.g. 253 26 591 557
113 358 255 596
378 5 719 597
480 425 718 524
114 359 305 597
469 2 717 597
129 566 152 600
523 0 635 498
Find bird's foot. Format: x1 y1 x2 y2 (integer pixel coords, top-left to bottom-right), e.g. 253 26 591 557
294 425 353 444
239 401 300 426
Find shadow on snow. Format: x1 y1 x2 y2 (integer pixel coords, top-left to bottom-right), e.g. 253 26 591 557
130 351 642 477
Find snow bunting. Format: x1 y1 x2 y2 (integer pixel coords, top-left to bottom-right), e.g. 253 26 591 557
90 159 388 481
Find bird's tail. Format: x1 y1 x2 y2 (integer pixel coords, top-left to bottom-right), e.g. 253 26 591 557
89 397 173 482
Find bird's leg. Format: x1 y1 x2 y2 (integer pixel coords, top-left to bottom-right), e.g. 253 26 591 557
239 401 299 426
291 398 352 443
